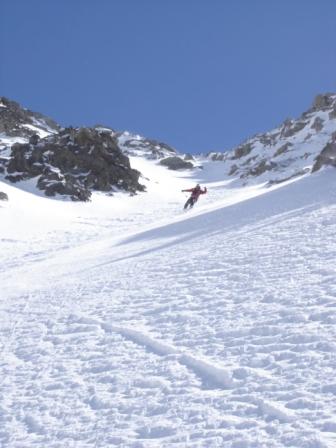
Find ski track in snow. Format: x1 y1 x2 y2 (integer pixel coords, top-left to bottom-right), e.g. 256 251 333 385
1 162 336 447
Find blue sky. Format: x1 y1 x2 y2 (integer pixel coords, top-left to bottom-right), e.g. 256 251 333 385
1 0 335 154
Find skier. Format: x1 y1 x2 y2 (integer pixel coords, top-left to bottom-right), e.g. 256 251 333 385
182 184 207 209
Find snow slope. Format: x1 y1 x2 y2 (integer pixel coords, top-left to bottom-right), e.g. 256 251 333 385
1 158 336 447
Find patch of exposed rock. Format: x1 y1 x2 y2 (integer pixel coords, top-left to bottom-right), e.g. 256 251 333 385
3 127 145 201
312 138 336 173
311 117 324 132
159 156 194 170
0 191 8 200
0 96 59 138
208 152 228 162
242 160 277 177
207 92 336 182
280 119 307 138
231 142 253 159
274 143 293 157
119 133 177 159
310 93 335 112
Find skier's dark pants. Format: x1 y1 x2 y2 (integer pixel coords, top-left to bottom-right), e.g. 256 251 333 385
184 197 196 209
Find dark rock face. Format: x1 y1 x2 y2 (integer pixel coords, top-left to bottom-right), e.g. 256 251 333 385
208 92 336 182
311 94 335 111
229 164 239 175
311 117 324 132
159 156 194 170
232 143 253 159
258 133 279 147
312 141 336 172
4 127 145 201
0 96 59 138
208 152 227 161
0 191 8 201
274 143 293 158
244 160 277 177
280 119 307 138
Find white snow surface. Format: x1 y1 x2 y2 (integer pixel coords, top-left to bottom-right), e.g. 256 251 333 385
20 123 51 139
1 157 336 447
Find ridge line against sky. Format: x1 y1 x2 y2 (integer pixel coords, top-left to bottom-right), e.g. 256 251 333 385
1 0 336 154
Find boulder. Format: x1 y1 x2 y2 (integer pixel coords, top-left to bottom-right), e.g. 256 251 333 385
0 191 8 201
159 156 194 170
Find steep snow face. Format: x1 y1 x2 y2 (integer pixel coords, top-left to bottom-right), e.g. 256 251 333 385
208 93 336 185
1 156 336 447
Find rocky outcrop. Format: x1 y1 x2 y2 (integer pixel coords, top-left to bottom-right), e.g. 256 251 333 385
311 117 324 132
159 156 194 170
280 119 307 138
312 140 336 172
208 152 227 161
243 160 277 177
310 93 335 112
4 127 145 201
274 143 293 157
118 133 177 159
228 164 239 175
232 143 253 159
207 92 336 183
0 191 8 200
0 96 59 138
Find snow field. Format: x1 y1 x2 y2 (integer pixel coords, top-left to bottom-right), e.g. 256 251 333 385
1 159 336 447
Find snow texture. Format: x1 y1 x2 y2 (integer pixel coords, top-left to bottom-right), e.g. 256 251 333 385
1 154 336 447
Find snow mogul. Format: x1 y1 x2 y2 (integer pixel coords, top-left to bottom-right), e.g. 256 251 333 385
181 184 207 210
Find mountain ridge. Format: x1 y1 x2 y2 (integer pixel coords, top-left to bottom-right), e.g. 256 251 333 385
1 92 336 201
207 93 336 185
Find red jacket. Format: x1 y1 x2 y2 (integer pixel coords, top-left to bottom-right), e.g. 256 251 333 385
183 186 207 199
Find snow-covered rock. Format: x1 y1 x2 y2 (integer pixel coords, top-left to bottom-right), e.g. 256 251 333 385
117 131 177 159
3 127 145 200
207 92 336 185
0 99 197 200
0 96 59 142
